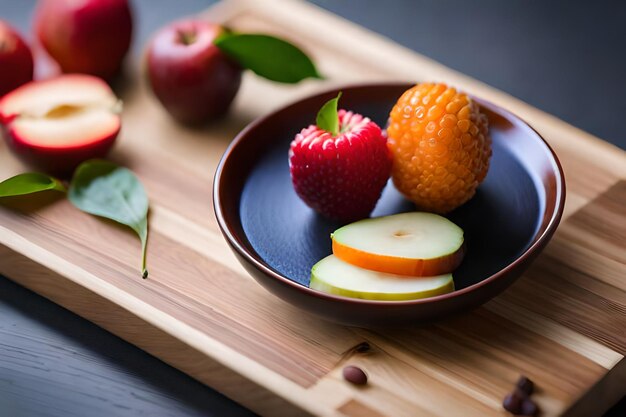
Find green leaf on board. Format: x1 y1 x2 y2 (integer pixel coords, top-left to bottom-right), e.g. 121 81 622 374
316 92 342 136
215 33 322 83
68 160 150 279
0 173 65 197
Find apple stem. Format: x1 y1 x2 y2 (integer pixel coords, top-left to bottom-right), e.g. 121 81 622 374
177 30 197 46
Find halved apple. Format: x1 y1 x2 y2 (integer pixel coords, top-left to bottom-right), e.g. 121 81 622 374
332 212 464 276
0 74 121 175
310 255 454 301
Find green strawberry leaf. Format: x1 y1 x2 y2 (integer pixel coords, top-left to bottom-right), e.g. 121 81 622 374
214 33 322 83
316 92 342 136
0 173 66 197
68 160 150 279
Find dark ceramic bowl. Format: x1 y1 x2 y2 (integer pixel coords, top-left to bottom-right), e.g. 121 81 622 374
214 83 565 327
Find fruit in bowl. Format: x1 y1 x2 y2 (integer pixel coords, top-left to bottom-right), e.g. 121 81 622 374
310 212 463 301
286 84 492 302
331 212 464 277
310 255 454 301
34 0 133 79
0 21 34 97
289 93 392 221
0 74 121 175
387 82 492 213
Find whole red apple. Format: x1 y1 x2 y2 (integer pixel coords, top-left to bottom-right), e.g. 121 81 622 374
0 21 34 97
34 0 133 79
146 19 242 125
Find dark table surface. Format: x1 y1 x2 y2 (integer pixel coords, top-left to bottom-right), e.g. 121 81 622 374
1 1 624 416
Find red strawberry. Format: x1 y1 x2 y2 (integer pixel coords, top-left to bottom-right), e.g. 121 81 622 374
289 98 391 221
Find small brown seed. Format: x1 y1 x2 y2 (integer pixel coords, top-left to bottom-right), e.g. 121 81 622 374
355 342 370 353
516 375 535 396
521 398 538 416
502 390 523 414
342 365 367 385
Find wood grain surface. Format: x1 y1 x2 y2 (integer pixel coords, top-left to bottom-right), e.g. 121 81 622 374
1 0 625 416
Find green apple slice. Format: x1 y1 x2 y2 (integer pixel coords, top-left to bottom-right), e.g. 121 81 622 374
332 212 464 276
310 255 454 301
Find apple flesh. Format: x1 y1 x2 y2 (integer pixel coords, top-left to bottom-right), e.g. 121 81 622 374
34 0 133 79
0 74 121 175
332 212 465 276
310 255 454 301
146 19 242 125
0 21 34 97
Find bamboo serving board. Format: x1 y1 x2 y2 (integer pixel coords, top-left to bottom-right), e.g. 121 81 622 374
1 0 625 416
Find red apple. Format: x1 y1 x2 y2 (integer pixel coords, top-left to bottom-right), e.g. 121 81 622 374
0 21 34 97
34 0 133 79
0 74 121 175
146 19 242 124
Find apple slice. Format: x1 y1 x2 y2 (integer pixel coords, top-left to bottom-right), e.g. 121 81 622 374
310 255 454 301
0 74 121 175
332 212 464 276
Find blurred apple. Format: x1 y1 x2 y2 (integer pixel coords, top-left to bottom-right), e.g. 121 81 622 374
34 0 133 79
0 21 34 97
146 19 242 125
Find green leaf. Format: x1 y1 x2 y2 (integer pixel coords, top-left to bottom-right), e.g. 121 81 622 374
316 92 342 136
0 173 65 197
214 33 322 83
68 160 150 279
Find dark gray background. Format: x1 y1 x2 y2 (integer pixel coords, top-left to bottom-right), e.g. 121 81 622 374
1 1 624 416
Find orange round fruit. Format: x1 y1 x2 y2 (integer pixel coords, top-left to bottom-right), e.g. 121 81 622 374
387 82 491 213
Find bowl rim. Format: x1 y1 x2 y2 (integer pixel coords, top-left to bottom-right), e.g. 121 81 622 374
213 82 566 307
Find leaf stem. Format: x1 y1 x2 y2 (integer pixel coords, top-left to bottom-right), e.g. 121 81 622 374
141 226 148 279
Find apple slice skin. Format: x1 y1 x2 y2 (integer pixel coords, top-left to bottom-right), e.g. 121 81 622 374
2 123 119 176
310 255 455 301
331 212 465 276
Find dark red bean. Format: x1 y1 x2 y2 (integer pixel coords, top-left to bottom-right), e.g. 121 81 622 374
516 375 535 396
342 365 367 385
502 390 524 414
521 398 538 416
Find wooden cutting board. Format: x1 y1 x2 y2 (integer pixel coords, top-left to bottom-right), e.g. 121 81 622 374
1 0 624 416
